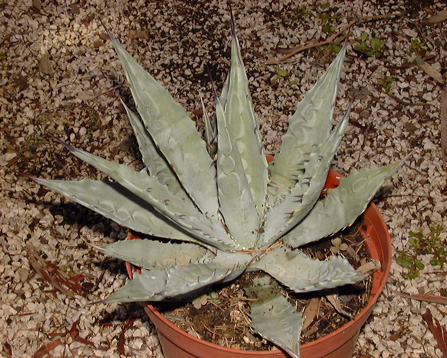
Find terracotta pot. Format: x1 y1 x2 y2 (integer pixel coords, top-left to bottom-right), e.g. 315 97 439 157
126 169 392 358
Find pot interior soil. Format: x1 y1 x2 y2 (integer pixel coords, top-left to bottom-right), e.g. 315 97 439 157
151 216 373 352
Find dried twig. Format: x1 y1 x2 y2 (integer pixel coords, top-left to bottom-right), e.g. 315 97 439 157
440 89 447 169
267 12 402 65
202 323 221 339
384 92 433 107
391 290 447 305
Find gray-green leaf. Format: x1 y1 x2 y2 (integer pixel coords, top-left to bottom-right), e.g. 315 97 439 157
268 46 347 204
122 102 185 197
223 31 268 217
284 161 402 248
252 246 366 293
216 100 259 249
103 250 252 303
244 275 303 358
111 35 219 217
32 177 205 245
59 142 236 250
95 239 211 269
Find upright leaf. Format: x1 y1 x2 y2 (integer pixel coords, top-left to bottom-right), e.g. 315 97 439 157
268 46 347 204
123 102 185 196
110 35 219 217
199 95 217 157
223 30 268 217
216 100 259 249
260 107 350 247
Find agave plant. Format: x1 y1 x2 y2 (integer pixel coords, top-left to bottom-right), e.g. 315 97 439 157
33 22 401 358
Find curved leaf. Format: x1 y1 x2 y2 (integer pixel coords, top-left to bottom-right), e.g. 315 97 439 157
244 275 303 358
252 246 365 293
58 142 237 250
123 102 185 196
103 251 252 303
260 106 350 248
33 177 206 245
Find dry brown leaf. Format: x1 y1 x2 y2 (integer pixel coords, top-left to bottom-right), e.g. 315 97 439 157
32 0 42 12
13 73 29 91
97 345 110 351
33 338 62 358
302 297 320 330
302 324 318 338
421 308 447 357
129 29 149 41
74 335 95 346
418 61 444 84
3 341 12 357
69 320 80 339
356 259 381 274
327 294 353 319
69 320 95 346
27 244 84 297
427 10 447 24
38 53 54 76
441 89 447 168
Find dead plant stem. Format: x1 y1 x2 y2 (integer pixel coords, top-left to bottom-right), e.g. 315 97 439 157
267 12 402 65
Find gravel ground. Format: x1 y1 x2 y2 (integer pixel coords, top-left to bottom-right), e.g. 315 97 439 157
1 0 446 357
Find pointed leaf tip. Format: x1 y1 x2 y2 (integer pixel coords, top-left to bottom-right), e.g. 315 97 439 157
51 136 78 154
228 1 236 38
98 19 115 42
344 27 352 47
206 66 219 102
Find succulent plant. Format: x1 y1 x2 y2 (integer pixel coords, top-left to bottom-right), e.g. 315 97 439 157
33 21 401 358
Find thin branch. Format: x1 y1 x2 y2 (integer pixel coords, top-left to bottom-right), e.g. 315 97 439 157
391 290 447 305
267 12 402 65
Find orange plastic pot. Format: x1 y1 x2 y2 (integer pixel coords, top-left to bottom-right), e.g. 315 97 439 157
126 169 392 358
